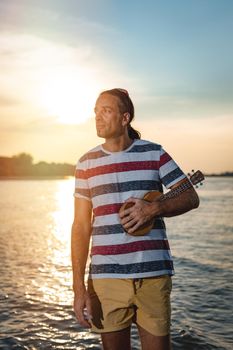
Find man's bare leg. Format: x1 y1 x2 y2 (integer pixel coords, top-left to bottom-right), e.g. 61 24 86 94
101 326 131 350
137 324 172 350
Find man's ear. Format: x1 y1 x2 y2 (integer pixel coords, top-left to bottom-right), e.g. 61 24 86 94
123 112 130 125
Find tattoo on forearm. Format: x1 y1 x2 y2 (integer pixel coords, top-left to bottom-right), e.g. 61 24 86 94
159 180 193 202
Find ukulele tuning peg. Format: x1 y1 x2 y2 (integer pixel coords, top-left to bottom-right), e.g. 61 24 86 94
187 172 191 177
192 169 195 173
200 182 203 186
195 185 199 189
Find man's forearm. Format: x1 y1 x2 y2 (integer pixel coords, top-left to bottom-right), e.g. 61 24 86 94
155 187 200 218
71 222 91 295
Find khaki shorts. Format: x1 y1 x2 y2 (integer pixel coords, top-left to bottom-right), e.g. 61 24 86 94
87 275 172 336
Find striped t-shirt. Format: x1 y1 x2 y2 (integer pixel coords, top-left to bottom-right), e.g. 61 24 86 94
74 139 186 279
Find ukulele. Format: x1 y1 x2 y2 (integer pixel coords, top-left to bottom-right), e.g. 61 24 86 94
119 170 205 236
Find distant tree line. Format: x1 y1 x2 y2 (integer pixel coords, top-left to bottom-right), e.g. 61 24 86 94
0 153 75 177
206 171 233 177
0 153 232 178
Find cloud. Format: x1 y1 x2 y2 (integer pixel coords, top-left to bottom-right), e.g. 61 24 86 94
0 0 117 46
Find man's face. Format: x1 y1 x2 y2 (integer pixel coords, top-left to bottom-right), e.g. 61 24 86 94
94 93 126 139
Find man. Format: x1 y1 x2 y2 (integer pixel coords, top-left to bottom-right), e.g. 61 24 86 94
71 88 199 350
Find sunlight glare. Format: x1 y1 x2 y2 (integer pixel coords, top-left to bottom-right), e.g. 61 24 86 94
39 67 98 125
51 179 74 243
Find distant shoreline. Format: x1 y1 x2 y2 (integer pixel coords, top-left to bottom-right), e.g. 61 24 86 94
0 174 232 180
205 173 233 177
1 153 232 179
0 176 73 180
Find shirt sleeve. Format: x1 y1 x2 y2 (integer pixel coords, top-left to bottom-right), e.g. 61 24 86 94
73 159 91 201
158 147 186 189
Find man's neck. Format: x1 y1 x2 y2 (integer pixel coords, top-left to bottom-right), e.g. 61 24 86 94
103 136 134 153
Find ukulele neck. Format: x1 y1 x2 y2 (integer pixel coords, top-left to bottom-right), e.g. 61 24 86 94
159 180 193 202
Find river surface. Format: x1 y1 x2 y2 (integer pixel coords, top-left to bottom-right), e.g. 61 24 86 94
0 177 232 349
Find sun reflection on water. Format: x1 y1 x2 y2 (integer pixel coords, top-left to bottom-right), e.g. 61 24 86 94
40 179 75 305
51 179 74 243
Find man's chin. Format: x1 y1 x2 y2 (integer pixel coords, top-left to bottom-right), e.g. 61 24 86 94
96 130 106 138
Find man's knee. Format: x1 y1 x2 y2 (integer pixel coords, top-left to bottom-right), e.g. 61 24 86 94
101 327 131 350
137 325 171 350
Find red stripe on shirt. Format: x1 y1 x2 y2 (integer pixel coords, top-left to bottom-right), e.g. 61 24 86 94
93 203 122 216
75 169 86 179
160 152 172 166
91 240 170 255
75 161 159 179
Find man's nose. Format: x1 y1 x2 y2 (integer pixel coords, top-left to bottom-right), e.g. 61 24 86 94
95 110 104 121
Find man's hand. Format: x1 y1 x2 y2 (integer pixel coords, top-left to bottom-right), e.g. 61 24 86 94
119 197 161 235
119 180 200 234
73 289 93 328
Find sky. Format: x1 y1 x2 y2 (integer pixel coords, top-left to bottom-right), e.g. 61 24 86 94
0 0 232 173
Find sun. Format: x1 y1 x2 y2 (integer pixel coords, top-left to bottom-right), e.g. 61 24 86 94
39 67 98 124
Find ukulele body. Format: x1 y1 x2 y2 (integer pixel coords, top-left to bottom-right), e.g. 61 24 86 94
119 191 162 236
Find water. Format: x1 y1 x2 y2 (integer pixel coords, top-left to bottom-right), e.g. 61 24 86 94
0 177 232 349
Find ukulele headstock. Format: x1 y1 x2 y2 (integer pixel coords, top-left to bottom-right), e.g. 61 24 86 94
188 169 205 188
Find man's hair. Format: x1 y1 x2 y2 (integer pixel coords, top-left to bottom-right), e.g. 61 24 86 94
99 88 141 140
